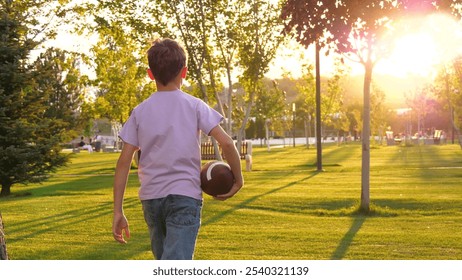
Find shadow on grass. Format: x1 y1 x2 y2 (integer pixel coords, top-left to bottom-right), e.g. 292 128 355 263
320 144 360 167
328 194 462 260
289 144 360 169
329 204 397 260
6 197 143 260
202 171 322 226
373 198 462 214
241 199 359 216
7 197 138 238
2 172 135 201
386 145 455 177
331 216 366 260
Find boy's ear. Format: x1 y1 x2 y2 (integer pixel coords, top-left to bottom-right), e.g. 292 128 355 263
181 67 188 79
147 68 155 80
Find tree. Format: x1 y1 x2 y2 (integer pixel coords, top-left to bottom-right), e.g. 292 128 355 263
295 60 348 146
210 0 242 134
91 22 155 150
253 79 287 149
157 0 215 101
91 21 151 124
282 0 401 212
323 62 350 145
404 86 433 138
236 0 285 150
71 1 160 150
370 84 388 144
433 62 462 148
0 0 71 196
452 57 462 146
0 212 7 259
33 48 88 137
345 102 363 141
321 60 348 136
295 64 316 129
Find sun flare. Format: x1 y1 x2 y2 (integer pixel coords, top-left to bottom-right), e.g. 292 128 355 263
375 13 462 78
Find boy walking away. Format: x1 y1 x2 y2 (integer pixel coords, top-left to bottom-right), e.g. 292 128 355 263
112 38 244 260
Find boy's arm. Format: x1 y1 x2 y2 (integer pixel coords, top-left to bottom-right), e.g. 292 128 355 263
112 142 139 243
208 125 244 200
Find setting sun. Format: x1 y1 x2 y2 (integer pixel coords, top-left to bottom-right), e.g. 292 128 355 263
375 13 462 78
270 13 462 81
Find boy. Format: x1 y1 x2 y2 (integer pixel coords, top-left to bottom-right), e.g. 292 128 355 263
112 38 243 260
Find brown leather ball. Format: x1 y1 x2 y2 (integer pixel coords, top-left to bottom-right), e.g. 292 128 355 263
200 161 234 196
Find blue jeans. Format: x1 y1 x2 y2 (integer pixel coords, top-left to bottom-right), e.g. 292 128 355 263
141 195 202 260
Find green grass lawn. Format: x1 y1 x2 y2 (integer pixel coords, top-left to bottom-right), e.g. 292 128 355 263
1 143 462 260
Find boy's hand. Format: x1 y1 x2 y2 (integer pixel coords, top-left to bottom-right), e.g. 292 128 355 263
112 213 130 243
214 182 243 201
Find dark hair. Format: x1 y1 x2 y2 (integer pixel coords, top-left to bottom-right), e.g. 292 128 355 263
147 38 187 86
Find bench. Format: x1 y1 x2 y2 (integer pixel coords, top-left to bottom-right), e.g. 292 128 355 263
72 145 93 153
201 141 252 171
132 141 253 171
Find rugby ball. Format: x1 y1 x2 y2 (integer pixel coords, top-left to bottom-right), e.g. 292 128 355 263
200 161 234 196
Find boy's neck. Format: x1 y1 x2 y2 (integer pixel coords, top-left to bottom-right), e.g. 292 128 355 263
156 84 180 91
156 76 183 92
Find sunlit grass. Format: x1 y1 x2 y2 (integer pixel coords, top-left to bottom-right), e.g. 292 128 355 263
1 143 462 259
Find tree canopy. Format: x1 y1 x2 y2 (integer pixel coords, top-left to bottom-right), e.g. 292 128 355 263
0 0 82 196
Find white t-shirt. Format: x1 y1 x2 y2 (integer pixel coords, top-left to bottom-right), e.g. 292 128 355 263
119 89 223 200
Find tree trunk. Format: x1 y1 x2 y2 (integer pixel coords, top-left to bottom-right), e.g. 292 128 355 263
315 42 323 171
211 138 223 161
361 58 373 213
226 69 233 135
237 90 255 156
0 212 8 260
0 183 11 197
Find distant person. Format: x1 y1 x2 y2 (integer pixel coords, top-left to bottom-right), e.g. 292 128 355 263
78 137 85 147
112 38 244 260
78 136 93 153
94 134 102 152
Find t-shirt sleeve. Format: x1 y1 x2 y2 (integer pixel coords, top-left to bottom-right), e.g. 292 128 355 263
119 111 139 147
198 100 224 135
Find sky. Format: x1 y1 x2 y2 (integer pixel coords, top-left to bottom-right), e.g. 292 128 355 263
268 13 462 81
374 13 462 79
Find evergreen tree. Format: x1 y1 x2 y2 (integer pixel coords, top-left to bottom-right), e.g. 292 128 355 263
33 48 87 136
0 0 69 196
